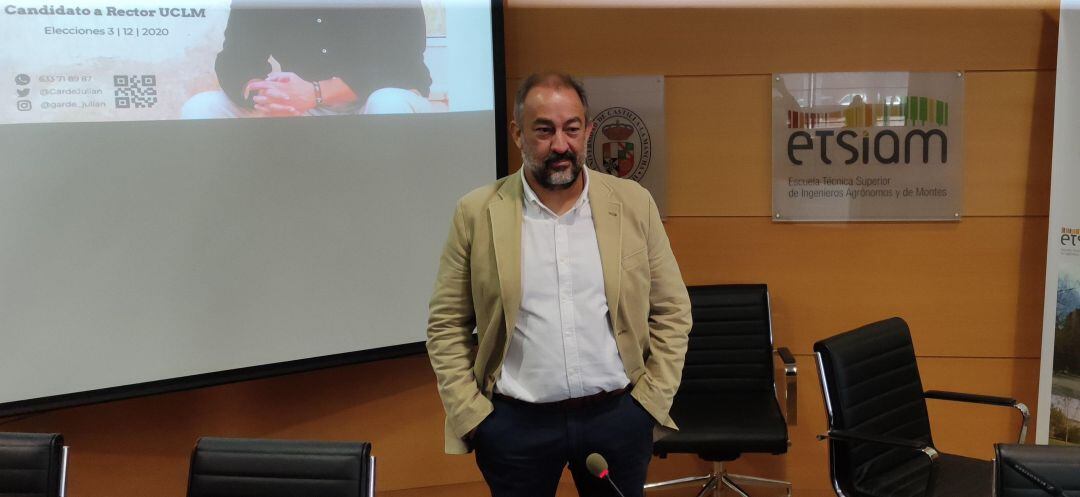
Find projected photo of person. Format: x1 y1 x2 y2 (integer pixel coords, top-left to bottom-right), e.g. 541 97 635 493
182 0 434 119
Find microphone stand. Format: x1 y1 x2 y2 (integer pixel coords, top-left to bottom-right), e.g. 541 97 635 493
601 473 627 497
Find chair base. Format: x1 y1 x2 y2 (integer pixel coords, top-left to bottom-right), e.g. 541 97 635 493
644 462 791 497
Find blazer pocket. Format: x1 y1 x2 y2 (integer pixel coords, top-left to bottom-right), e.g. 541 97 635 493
621 246 648 271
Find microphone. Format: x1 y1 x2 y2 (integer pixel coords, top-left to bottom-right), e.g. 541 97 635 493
585 453 627 497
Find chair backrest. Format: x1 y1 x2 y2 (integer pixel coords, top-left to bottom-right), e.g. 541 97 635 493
0 432 66 497
813 317 934 496
680 284 776 394
186 437 374 497
994 444 1080 497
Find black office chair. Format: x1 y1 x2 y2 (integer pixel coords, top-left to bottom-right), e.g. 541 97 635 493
186 437 375 497
814 317 1029 497
994 444 1080 497
647 284 797 497
0 432 68 497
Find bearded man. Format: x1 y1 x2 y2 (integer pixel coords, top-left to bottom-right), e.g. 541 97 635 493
426 72 691 497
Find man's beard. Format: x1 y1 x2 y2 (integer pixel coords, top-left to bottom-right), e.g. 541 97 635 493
524 150 582 191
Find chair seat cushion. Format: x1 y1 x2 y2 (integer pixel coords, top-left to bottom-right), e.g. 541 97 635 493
855 452 991 497
653 392 788 460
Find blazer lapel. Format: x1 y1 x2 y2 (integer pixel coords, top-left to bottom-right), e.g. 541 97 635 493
589 172 623 325
489 171 523 334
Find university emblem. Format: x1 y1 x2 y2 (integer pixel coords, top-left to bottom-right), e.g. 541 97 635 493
587 106 652 182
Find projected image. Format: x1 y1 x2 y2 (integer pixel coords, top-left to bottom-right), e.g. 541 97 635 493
1 0 492 123
0 0 499 411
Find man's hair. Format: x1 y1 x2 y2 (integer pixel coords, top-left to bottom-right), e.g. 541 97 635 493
513 72 588 123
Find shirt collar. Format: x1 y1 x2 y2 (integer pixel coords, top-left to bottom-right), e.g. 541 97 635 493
520 166 591 217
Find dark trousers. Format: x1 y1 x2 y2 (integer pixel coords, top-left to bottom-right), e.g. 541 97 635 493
472 391 654 497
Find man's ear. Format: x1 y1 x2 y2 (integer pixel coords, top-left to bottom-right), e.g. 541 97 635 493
584 120 595 141
510 119 523 151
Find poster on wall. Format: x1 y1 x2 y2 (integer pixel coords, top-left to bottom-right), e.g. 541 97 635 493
772 72 964 222
0 0 495 124
1037 0 1080 446
1049 259 1080 445
583 76 667 217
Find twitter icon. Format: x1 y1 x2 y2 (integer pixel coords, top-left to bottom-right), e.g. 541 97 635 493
16 88 29 97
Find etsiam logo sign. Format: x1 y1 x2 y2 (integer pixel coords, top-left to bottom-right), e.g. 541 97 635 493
785 95 950 167
771 72 965 222
587 106 652 182
1062 228 1080 256
1064 227 1080 244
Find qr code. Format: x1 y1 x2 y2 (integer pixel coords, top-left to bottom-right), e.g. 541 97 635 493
113 74 158 109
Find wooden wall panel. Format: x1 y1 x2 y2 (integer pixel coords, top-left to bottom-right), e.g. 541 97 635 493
920 358 1040 455
0 355 708 497
513 71 1054 218
666 75 772 217
666 216 1048 357
3 356 466 496
965 70 1055 216
664 71 1054 217
0 340 1041 497
504 4 1058 77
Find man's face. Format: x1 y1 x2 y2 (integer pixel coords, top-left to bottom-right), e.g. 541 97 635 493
511 85 592 191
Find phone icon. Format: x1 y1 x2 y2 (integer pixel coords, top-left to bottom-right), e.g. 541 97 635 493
15 74 30 85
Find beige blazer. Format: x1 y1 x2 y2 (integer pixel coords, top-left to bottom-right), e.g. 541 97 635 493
426 169 692 454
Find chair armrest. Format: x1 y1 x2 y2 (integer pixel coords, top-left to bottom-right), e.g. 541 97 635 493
776 347 796 373
924 390 1015 406
817 429 939 462
775 347 797 425
924 390 1030 443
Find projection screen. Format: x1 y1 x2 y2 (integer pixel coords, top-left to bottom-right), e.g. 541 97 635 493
0 0 504 415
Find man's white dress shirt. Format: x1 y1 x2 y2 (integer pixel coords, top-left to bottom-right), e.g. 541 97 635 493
494 168 630 403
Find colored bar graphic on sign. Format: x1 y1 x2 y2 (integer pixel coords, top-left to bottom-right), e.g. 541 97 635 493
789 95 949 129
